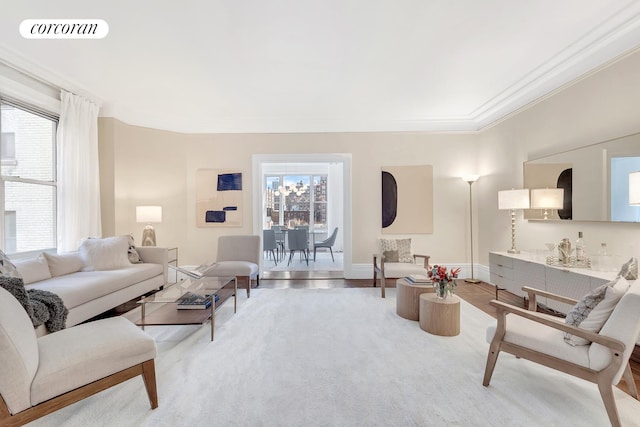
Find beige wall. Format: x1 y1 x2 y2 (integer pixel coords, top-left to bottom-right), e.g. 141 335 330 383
477 49 640 268
99 124 479 274
99 48 640 278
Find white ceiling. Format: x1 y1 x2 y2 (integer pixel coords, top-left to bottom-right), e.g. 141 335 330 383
2 1 640 134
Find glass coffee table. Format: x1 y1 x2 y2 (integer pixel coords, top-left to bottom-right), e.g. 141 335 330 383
135 276 236 341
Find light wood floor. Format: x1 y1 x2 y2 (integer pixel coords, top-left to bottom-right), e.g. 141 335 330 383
255 275 640 396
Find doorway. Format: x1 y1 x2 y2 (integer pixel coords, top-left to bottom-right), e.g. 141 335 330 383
252 154 352 279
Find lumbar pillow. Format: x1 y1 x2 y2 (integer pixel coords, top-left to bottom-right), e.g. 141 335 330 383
379 238 413 263
617 257 638 280
0 249 20 278
43 252 85 277
79 236 131 271
14 254 52 284
383 250 399 262
564 277 630 346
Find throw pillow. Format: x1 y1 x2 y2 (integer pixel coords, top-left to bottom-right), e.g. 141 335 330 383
0 249 20 278
617 257 638 280
564 277 630 346
79 235 132 271
395 238 413 263
379 238 413 263
383 250 399 262
14 254 52 284
127 234 143 264
0 276 34 319
43 252 85 277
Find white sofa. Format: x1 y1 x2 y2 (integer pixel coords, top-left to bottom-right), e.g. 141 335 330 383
13 243 167 334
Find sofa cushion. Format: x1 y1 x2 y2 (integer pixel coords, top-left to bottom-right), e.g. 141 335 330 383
487 312 590 368
203 261 258 277
563 277 629 346
381 262 427 278
79 236 131 271
43 252 85 277
14 254 52 284
25 263 163 310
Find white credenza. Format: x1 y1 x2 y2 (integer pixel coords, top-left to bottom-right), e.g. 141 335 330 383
489 251 614 314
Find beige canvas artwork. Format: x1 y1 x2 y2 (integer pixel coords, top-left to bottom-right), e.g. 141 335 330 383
381 165 433 234
196 169 243 227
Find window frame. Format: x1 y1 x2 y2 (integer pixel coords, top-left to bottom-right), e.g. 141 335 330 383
0 97 58 256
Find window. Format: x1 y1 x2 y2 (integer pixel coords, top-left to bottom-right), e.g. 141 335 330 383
0 100 57 255
264 173 328 230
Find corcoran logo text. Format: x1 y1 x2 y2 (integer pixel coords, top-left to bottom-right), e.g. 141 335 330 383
20 19 109 39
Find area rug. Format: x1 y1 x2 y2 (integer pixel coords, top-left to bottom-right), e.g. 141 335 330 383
29 288 639 426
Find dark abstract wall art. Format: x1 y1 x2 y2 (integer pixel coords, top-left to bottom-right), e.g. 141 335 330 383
381 171 397 228
381 165 433 234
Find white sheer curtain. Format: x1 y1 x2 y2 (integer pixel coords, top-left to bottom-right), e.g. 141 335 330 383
56 91 101 252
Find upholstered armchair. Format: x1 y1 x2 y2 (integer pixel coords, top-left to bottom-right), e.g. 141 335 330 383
372 238 430 298
0 287 158 426
483 278 640 427
199 235 260 298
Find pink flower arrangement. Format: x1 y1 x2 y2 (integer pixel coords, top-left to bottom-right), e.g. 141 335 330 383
428 265 461 295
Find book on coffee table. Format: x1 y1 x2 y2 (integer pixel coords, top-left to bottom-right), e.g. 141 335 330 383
406 275 432 284
176 292 218 310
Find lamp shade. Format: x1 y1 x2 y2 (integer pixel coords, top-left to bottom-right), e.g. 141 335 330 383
530 188 564 209
630 171 640 206
461 174 480 183
498 189 530 210
136 206 162 223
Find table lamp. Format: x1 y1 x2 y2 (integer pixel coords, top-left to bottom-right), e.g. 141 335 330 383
136 206 162 246
530 188 564 220
498 189 530 254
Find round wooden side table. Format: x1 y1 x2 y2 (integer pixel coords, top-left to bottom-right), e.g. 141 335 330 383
396 278 434 321
419 293 460 336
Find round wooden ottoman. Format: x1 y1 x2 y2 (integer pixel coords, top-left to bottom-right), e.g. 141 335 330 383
396 278 434 321
419 293 460 336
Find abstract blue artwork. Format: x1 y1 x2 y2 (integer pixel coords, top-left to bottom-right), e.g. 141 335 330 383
197 169 243 227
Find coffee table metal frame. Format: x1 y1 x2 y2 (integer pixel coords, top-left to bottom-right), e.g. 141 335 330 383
136 276 236 341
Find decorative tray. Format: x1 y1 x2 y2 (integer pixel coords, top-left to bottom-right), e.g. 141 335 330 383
545 256 591 269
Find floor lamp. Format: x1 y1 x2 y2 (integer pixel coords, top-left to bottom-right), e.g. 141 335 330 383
462 175 480 283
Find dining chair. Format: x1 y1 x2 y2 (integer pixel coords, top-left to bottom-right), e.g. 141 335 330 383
271 225 286 258
263 229 279 265
287 228 309 266
314 227 339 262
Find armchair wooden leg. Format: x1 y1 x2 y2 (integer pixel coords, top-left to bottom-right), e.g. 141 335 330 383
622 362 638 399
483 341 501 387
597 380 622 427
373 269 377 288
142 359 158 409
381 276 386 298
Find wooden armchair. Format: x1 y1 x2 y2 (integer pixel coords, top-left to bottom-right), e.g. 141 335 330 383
483 281 640 427
373 253 430 298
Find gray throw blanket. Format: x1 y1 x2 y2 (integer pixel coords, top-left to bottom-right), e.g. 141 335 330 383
0 276 68 332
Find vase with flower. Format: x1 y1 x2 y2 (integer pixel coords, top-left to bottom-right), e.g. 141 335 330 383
428 265 461 299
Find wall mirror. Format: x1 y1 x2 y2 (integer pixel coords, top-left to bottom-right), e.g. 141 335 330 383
523 132 640 222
